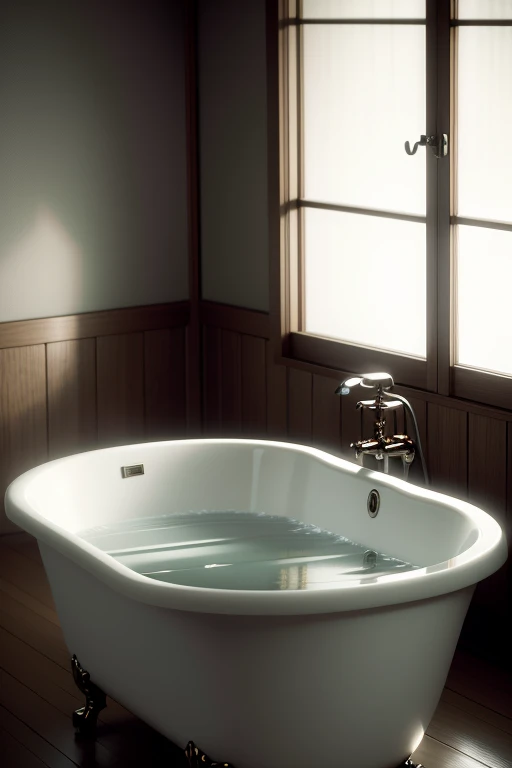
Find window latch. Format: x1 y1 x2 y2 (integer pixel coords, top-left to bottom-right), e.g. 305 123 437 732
404 134 448 158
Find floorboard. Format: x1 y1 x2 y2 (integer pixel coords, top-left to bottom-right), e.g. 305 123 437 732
427 699 512 768
441 690 512 737
0 540 57 610
1 533 511 768
446 650 512 720
0 726 49 768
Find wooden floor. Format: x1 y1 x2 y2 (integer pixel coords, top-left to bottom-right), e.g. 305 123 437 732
0 534 511 768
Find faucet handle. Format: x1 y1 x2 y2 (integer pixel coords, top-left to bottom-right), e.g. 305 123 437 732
356 398 402 410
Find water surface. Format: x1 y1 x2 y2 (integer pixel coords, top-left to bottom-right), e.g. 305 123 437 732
79 511 419 590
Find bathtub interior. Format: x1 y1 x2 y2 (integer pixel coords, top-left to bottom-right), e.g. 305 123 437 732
21 440 480 570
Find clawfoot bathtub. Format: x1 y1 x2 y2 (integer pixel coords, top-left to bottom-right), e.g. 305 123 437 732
5 439 507 768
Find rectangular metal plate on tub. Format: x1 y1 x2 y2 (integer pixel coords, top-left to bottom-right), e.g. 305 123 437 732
121 464 144 479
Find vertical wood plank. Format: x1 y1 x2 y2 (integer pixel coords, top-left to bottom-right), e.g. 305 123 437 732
312 375 341 455
507 424 512 636
241 335 267 437
340 392 361 462
360 404 376 471
287 368 312 444
47 339 96 459
508 424 512 542
407 396 427 448
144 328 187 441
405 396 428 486
202 326 222 435
96 333 144 446
0 346 47 533
466 415 509 626
266 342 287 439
468 415 507 525
427 404 468 497
221 330 242 435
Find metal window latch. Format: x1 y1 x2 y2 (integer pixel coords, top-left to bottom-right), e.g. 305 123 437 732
404 133 448 158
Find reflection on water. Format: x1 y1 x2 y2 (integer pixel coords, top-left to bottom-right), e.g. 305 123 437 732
79 511 419 591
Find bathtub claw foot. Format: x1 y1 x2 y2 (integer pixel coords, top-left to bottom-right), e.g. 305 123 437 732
185 741 235 767
71 655 107 737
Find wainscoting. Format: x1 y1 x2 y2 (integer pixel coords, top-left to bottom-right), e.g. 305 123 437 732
0 302 191 534
201 300 512 665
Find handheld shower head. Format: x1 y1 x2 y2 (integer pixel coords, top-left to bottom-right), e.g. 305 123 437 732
334 372 394 396
334 376 363 396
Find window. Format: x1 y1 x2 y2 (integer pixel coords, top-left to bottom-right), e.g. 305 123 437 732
271 0 512 409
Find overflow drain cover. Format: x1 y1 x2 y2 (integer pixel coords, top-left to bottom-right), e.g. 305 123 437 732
367 490 380 518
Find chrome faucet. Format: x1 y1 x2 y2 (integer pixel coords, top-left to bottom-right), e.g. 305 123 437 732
335 372 429 485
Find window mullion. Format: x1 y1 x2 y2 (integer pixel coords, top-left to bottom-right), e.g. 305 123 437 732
434 0 452 395
425 0 440 392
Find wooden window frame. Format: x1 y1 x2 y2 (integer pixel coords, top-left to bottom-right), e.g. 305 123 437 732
267 0 512 412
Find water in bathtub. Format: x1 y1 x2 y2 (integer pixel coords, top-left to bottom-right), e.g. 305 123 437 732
78 511 419 590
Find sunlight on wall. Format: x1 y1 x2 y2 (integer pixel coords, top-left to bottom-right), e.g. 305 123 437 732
0 205 84 323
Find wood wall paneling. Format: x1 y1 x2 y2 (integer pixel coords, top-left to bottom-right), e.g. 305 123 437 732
144 328 187 441
0 346 47 533
47 339 97 460
241 335 267 437
96 333 145 446
1 303 190 533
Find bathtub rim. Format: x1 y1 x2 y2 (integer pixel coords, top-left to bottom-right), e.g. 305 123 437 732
4 438 508 616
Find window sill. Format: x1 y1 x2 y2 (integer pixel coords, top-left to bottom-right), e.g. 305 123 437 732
286 331 429 391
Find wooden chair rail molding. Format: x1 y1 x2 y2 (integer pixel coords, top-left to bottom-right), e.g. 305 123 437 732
0 301 190 350
200 301 271 339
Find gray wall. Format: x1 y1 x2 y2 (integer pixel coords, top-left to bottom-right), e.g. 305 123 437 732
198 0 269 312
0 0 188 323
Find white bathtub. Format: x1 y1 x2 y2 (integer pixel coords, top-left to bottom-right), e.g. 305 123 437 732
5 439 507 768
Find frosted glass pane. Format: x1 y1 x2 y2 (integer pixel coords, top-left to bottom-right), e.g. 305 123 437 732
303 26 426 215
302 1 425 19
457 28 512 222
458 1 512 19
305 208 426 356
456 226 512 375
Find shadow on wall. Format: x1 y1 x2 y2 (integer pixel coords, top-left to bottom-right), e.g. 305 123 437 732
0 0 188 323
